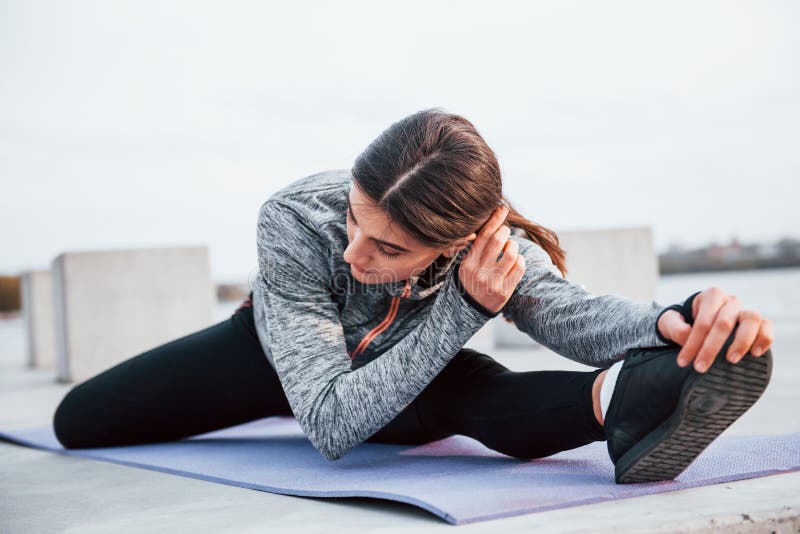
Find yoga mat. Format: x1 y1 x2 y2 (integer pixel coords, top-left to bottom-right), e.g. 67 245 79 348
2 417 799 525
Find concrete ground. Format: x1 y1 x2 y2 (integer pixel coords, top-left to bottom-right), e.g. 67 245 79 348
1 315 799 533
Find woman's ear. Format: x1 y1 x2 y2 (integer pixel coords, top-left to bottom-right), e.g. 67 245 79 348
443 232 477 258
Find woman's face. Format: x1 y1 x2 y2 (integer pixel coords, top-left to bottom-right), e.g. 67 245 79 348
343 184 471 285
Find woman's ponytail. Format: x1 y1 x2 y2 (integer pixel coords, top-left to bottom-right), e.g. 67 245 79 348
502 196 568 278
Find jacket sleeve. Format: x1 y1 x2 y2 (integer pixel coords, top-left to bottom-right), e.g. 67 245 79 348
255 199 493 462
501 235 673 368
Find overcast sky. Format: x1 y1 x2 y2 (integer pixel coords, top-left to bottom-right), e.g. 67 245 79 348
1 1 797 282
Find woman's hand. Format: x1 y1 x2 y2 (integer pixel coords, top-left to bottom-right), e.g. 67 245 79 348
657 287 774 373
457 205 526 315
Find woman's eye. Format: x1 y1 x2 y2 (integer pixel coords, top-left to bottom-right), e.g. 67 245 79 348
377 246 401 259
347 205 400 259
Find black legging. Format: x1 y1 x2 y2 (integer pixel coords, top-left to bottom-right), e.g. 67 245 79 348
52 295 607 460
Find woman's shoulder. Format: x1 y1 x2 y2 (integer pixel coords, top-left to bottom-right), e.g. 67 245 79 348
268 168 351 204
257 169 352 264
259 168 348 221
261 169 350 228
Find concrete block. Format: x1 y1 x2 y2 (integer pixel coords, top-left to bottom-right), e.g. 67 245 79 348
52 246 216 383
495 227 660 348
557 226 661 301
21 270 57 369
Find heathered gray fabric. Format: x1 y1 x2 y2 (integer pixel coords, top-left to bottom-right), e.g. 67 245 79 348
252 168 672 461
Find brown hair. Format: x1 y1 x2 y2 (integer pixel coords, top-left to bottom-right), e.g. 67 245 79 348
350 107 568 277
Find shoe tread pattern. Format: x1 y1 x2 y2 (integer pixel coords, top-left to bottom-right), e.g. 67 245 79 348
616 350 772 484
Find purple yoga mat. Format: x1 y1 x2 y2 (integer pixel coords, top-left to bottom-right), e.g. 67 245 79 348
2 417 799 525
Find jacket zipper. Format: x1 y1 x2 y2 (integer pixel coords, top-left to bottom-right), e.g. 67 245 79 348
348 279 411 360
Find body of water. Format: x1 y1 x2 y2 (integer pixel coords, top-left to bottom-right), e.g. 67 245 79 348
655 267 800 334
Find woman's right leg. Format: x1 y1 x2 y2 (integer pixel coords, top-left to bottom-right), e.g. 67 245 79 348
401 347 608 459
53 295 293 448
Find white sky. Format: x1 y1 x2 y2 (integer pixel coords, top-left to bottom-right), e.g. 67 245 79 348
1 0 798 282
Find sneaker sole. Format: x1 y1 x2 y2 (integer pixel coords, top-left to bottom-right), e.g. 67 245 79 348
615 348 773 484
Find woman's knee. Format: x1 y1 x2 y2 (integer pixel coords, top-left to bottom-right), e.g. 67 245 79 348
53 384 92 448
53 380 119 449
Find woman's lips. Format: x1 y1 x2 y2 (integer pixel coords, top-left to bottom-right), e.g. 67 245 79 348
351 263 367 273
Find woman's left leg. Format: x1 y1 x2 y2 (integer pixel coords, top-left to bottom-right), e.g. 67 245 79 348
369 347 607 459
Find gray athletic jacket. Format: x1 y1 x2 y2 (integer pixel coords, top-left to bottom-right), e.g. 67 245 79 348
252 168 673 461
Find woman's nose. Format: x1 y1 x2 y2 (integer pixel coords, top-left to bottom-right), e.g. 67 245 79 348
343 233 371 264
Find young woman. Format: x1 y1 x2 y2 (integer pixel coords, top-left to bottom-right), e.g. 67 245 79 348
52 108 774 484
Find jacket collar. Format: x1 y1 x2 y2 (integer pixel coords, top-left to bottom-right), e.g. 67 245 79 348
380 248 464 300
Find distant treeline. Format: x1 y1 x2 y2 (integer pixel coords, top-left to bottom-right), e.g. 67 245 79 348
659 237 800 274
659 252 800 275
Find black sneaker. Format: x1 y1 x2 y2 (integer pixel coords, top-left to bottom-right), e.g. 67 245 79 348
604 326 773 484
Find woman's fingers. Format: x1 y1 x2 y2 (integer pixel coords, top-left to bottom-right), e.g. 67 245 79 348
692 295 741 373
495 238 519 276
677 288 724 368
673 287 775 374
722 308 758 363
480 224 511 265
751 319 774 357
470 205 509 262
456 204 531 315
507 254 525 287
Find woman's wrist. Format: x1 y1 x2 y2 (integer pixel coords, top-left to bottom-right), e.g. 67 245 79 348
452 268 501 318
